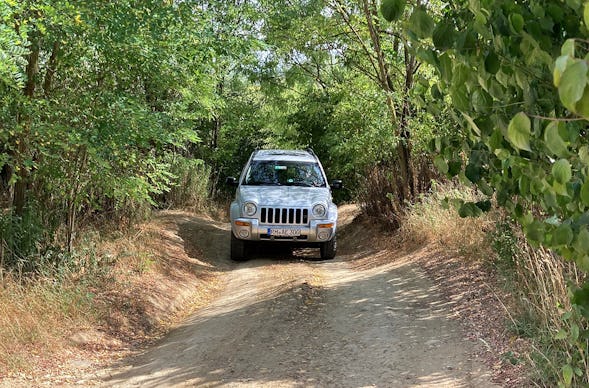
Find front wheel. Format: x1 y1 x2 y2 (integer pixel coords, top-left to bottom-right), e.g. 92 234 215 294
231 233 248 261
320 235 337 260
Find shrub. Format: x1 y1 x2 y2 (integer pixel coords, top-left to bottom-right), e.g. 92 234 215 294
163 156 211 212
491 220 587 386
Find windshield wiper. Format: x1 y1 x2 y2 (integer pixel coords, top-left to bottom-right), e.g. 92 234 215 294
245 182 281 186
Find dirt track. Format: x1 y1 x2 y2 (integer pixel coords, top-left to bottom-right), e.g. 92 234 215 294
96 205 498 387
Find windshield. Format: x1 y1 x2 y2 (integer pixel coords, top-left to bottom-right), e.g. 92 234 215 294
242 161 326 187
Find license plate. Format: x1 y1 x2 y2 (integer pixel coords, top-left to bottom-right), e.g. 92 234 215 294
268 228 301 237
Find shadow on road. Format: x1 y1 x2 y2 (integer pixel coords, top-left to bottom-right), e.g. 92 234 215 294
177 216 344 268
102 240 494 387
100 208 496 387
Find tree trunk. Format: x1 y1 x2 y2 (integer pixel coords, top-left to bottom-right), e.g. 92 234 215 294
13 37 40 215
212 116 220 150
361 0 416 203
43 41 59 97
66 147 88 253
397 45 418 200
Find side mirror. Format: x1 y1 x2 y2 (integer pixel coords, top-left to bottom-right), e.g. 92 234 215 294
330 179 343 190
226 177 238 187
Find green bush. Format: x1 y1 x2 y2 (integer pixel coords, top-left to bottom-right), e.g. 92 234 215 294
0 207 46 273
164 156 212 212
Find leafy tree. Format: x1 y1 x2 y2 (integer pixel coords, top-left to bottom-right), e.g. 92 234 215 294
240 0 446 211
409 0 589 384
0 0 228 262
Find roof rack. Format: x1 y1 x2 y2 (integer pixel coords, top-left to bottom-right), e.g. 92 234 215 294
306 148 318 160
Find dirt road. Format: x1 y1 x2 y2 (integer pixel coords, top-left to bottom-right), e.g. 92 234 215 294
97 205 498 387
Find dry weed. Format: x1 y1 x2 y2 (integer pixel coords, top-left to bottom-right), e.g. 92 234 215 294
506 229 588 383
0 213 210 377
0 275 95 376
399 182 494 258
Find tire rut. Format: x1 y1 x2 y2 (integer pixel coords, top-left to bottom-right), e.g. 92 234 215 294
95 209 499 387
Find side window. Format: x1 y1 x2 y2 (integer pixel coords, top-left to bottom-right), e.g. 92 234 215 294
309 163 326 187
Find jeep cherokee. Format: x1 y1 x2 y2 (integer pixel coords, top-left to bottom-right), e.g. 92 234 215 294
227 149 342 261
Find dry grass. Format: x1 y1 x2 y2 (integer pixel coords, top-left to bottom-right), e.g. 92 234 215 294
507 231 588 385
0 274 96 375
398 181 495 258
513 240 580 329
0 211 222 380
398 181 588 385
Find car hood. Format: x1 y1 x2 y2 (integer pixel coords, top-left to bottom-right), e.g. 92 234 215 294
237 186 331 207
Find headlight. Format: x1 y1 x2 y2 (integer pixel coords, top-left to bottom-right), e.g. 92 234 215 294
243 202 257 216
312 203 327 217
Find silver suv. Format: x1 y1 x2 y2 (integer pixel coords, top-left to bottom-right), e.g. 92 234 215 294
227 149 342 261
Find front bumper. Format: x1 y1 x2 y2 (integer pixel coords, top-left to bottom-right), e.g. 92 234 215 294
232 218 335 243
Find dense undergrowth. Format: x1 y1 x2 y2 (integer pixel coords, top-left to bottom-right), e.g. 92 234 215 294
0 159 213 377
400 182 588 387
0 175 587 386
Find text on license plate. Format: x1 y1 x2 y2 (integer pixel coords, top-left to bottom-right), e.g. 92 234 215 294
268 228 301 237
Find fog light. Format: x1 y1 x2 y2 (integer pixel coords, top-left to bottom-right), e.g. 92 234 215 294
239 230 250 238
318 230 330 240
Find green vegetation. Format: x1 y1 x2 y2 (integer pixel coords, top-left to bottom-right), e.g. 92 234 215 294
3 0 589 385
408 0 589 385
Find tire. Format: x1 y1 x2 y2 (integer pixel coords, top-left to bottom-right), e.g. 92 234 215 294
320 235 337 260
231 233 248 261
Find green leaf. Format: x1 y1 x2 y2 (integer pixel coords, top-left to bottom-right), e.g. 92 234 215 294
431 84 442 99
458 202 483 218
507 112 532 151
381 0 405 22
544 121 569 158
548 4 565 23
561 39 575 57
519 176 530 195
432 22 455 51
585 3 589 28
555 329 568 340
562 364 574 387
574 227 589 255
571 323 580 341
575 85 589 118
409 8 434 39
465 162 481 183
552 159 572 184
462 113 481 136
452 63 469 85
553 224 574 246
526 220 545 242
581 146 589 166
434 155 449 174
448 160 462 176
450 84 470 111
484 52 500 74
554 55 572 87
472 89 492 114
475 200 491 212
509 13 524 33
574 255 589 272
478 179 494 196
558 60 588 112
581 180 589 206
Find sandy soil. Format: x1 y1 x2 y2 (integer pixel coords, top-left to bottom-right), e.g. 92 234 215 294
81 205 499 387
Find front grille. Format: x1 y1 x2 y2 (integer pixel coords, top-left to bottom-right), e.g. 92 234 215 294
260 207 308 225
